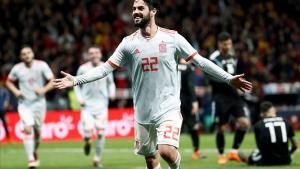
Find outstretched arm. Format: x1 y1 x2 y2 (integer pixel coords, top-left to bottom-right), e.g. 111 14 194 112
191 54 252 92
174 33 252 92
54 62 115 89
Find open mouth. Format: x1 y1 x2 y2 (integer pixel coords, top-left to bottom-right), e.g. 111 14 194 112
133 15 143 22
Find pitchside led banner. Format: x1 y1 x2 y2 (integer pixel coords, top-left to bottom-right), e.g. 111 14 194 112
0 108 134 143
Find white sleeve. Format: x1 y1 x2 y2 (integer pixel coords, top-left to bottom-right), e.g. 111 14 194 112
42 62 54 80
74 39 128 86
175 33 198 61
108 39 129 68
8 66 18 81
74 62 115 86
73 67 84 103
192 54 233 84
107 73 116 98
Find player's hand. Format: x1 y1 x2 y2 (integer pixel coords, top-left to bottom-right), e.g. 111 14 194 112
191 101 199 115
229 74 252 92
15 90 24 99
34 88 45 96
109 96 116 101
53 71 75 89
79 101 86 107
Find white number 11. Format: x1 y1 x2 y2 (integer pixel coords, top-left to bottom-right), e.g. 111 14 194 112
265 121 287 143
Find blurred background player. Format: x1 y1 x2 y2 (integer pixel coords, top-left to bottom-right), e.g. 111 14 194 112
0 85 10 140
239 101 298 166
53 0 252 168
240 101 297 165
179 59 200 160
208 32 251 164
74 46 116 168
6 46 54 169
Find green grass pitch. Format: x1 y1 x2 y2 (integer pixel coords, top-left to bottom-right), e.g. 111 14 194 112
0 132 299 169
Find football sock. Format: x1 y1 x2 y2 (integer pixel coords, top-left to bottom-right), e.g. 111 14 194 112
23 129 35 161
1 117 10 139
190 129 199 152
34 130 40 153
84 137 91 143
152 163 161 169
94 134 105 160
232 128 247 149
216 132 225 154
83 129 92 139
169 151 181 169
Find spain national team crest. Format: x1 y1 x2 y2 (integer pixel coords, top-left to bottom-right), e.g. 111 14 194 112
159 41 167 53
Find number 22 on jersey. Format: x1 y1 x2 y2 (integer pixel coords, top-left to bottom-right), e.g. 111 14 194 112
141 57 158 72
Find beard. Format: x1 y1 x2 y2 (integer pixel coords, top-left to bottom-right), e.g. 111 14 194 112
133 13 150 28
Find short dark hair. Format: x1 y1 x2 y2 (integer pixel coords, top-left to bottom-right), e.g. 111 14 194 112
143 0 160 11
20 45 32 54
88 45 101 50
218 32 231 42
260 101 274 113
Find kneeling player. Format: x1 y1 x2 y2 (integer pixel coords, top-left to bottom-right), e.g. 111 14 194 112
74 46 116 168
240 101 298 166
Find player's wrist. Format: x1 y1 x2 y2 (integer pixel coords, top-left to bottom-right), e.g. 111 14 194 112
15 90 22 96
227 76 234 85
41 88 46 94
73 76 78 86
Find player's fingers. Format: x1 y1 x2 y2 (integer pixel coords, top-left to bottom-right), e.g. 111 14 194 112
242 85 252 91
53 78 63 83
242 79 252 86
58 84 66 89
240 79 252 88
242 84 252 92
233 74 245 79
60 71 69 76
242 82 252 89
53 81 63 88
53 84 60 88
243 82 253 90
239 87 245 93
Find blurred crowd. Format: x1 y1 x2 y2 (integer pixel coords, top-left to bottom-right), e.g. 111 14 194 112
0 0 299 111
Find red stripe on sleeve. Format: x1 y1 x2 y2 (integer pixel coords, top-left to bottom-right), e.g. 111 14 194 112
185 51 198 62
107 60 121 69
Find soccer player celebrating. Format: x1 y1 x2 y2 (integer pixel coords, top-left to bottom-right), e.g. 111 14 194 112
74 46 116 168
209 32 251 164
239 101 298 165
6 46 54 169
53 1 252 169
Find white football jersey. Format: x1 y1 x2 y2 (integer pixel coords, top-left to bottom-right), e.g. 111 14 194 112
74 62 116 114
108 27 197 124
8 60 54 106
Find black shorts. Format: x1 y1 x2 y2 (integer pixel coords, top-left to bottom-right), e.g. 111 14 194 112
248 150 291 166
212 95 249 125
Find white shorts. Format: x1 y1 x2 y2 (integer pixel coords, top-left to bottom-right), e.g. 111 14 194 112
18 103 46 129
81 111 108 131
134 112 183 156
